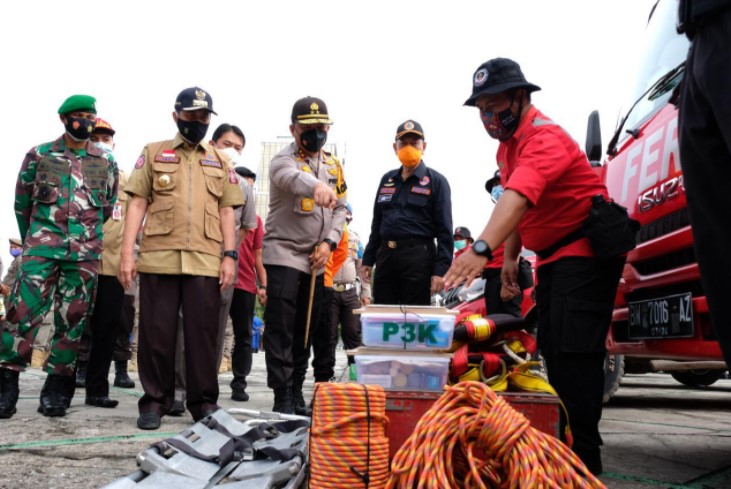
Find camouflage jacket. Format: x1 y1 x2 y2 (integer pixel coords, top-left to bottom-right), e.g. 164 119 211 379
15 136 119 261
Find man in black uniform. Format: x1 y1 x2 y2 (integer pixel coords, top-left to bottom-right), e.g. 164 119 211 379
677 0 731 369
361 120 453 305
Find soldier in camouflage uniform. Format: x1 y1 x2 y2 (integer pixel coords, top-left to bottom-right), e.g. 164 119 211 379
0 95 119 419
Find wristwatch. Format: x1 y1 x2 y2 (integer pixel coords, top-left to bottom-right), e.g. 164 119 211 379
471 240 494 260
223 250 239 260
323 239 337 252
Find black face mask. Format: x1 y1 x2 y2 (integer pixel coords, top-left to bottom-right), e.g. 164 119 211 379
300 128 327 152
64 116 95 141
480 92 523 141
177 118 209 144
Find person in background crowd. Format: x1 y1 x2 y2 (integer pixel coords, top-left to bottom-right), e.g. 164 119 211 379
0 94 118 419
331 203 371 367
677 0 731 369
361 120 453 306
83 118 132 408
444 58 625 474
453 226 474 259
262 96 346 414
119 87 243 430
228 166 266 403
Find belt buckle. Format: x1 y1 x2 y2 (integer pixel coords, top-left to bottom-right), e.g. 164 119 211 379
387 241 397 249
334 284 345 292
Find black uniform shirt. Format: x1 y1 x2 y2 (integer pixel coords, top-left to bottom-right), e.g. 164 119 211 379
363 161 453 276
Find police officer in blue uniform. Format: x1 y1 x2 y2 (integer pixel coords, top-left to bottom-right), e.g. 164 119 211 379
361 120 453 305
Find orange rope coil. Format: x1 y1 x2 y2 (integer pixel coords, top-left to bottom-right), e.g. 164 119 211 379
310 382 390 488
386 381 605 489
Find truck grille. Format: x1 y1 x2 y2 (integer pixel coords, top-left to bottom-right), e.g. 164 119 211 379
636 209 690 244
633 247 696 275
624 279 703 302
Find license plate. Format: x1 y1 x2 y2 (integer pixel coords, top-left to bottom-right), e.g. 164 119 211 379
627 293 693 340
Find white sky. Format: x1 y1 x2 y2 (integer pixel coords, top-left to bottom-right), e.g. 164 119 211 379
0 0 656 267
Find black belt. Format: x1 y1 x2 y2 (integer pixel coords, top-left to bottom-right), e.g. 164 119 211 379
381 237 433 249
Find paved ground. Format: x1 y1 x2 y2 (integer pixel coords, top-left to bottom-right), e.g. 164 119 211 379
0 350 729 488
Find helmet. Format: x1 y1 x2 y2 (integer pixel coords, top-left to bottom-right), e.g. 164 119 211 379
485 170 501 194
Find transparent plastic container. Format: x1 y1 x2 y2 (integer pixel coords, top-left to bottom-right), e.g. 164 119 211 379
355 354 450 392
360 312 455 350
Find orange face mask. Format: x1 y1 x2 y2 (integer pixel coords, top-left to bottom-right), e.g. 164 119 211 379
397 145 422 167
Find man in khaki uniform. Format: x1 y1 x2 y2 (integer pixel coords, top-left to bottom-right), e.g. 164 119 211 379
119 87 244 430
263 96 347 414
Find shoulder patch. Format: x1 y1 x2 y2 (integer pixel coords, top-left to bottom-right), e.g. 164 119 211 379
135 155 145 169
228 167 238 184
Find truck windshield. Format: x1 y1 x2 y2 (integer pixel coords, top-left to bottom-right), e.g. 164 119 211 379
612 0 689 150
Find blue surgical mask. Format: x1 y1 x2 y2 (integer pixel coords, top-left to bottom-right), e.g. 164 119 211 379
491 185 504 203
10 248 21 257
454 239 467 251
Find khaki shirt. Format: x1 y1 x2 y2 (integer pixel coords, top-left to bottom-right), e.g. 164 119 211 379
99 170 129 276
125 134 244 277
263 144 347 274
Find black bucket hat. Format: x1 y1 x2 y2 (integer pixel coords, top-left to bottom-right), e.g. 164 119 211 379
464 58 541 106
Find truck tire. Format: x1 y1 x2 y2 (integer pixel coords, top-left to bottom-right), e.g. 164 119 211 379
671 369 725 387
603 353 625 403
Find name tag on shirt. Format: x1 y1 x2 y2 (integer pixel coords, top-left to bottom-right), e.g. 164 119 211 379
378 194 393 203
411 186 431 196
200 159 222 168
379 187 396 195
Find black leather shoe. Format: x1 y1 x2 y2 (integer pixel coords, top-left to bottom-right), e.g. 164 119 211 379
85 396 119 408
231 389 249 402
137 412 161 430
168 400 185 416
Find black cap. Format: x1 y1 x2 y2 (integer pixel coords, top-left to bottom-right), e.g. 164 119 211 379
454 227 473 240
291 96 333 125
485 169 501 193
464 58 541 106
395 120 424 140
175 87 217 115
235 166 256 181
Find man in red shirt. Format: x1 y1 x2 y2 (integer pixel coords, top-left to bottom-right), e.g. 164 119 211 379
444 58 625 475
229 167 266 402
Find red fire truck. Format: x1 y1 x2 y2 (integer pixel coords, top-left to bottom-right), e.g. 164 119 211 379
586 0 728 400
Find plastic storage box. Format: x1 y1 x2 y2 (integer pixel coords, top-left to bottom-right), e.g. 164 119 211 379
355 353 451 391
361 312 456 350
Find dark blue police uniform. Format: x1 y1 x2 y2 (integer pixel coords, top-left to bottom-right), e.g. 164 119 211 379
363 161 453 305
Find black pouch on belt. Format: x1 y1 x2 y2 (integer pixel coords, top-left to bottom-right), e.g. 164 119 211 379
535 195 639 261
582 194 640 260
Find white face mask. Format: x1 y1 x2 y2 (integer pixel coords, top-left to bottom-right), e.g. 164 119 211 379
220 147 241 165
94 141 114 154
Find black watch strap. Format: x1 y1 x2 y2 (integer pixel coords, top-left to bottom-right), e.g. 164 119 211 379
223 250 238 260
472 240 494 260
323 239 337 251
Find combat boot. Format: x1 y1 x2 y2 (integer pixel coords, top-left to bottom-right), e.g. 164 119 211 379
292 377 312 417
0 369 20 419
38 374 70 417
75 361 87 388
272 387 294 414
113 361 135 388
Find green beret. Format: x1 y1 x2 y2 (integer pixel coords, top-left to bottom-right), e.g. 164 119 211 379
58 94 97 115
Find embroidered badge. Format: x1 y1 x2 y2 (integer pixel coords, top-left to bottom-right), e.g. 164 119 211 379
301 198 314 211
155 155 180 163
411 186 431 196
327 167 338 176
379 187 396 195
301 165 312 173
112 202 122 221
228 167 238 184
419 176 430 186
135 155 145 169
200 159 223 168
378 194 393 203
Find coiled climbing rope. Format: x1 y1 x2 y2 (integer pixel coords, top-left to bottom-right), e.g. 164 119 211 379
309 382 391 488
386 381 605 489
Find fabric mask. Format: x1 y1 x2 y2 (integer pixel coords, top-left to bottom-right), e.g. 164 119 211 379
94 141 114 153
454 239 467 251
491 184 505 202
177 118 209 144
10 249 21 257
220 147 241 165
397 145 422 167
300 128 327 152
65 116 95 141
480 93 523 141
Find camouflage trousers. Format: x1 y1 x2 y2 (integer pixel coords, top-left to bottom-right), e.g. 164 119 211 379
0 256 99 376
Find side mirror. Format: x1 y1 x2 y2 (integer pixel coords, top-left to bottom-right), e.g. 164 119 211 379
585 110 603 167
